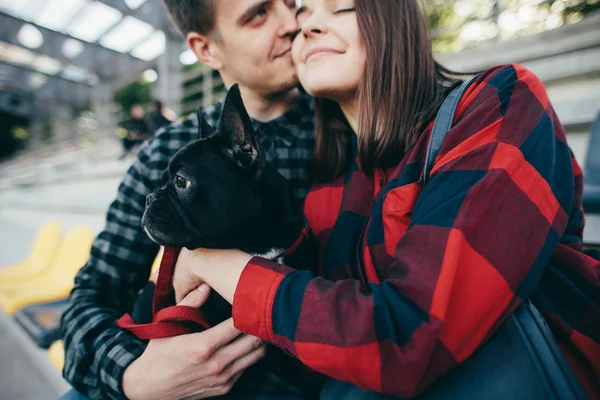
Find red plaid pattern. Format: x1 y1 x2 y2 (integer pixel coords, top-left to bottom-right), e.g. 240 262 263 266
232 64 600 398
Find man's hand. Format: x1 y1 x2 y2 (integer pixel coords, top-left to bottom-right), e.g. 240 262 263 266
122 283 266 400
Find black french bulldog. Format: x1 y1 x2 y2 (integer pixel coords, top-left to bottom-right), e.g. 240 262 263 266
133 84 306 328
132 84 316 398
142 83 303 258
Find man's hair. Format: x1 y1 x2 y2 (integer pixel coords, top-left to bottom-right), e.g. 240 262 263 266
162 0 216 36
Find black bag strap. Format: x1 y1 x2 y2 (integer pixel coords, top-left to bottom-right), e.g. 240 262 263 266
515 302 589 400
423 75 480 186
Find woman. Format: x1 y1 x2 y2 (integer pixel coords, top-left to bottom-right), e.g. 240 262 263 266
173 0 600 398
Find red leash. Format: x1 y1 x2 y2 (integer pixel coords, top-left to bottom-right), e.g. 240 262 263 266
281 226 308 257
117 247 210 339
117 227 308 340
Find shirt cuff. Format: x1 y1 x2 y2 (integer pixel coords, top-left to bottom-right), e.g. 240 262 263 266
97 331 146 400
232 256 296 343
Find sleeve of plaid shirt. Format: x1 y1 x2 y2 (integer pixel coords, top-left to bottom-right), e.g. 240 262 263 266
231 65 578 397
60 112 213 399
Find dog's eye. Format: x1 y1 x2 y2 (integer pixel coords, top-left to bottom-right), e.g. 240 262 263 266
174 175 190 189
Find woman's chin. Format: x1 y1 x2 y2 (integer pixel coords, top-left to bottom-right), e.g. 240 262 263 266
301 86 353 104
301 87 326 98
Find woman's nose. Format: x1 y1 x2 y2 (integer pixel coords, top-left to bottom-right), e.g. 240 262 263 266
301 13 328 37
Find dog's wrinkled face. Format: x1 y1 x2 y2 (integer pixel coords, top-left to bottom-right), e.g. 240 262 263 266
142 84 302 254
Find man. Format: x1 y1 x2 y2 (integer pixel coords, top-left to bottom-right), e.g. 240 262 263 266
146 99 175 134
119 104 151 159
60 1 314 399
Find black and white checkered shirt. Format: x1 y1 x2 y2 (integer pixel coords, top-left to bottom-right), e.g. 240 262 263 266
60 94 314 399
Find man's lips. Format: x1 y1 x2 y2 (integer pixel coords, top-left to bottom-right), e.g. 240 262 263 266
305 47 343 62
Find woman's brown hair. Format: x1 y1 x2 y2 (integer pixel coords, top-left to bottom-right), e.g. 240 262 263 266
312 0 467 182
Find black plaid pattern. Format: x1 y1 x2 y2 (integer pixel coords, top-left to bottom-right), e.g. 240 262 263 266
60 94 314 399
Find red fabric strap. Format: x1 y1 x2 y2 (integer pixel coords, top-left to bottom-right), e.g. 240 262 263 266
117 247 210 339
117 226 307 339
281 225 309 257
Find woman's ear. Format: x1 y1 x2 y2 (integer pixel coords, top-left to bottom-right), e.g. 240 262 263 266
186 32 223 70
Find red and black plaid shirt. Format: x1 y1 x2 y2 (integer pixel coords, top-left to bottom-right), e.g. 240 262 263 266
231 64 600 398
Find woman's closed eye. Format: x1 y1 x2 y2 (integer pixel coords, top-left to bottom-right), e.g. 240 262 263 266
294 6 355 30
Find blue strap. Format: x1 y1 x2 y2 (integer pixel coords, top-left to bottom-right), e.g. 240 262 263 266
422 75 480 186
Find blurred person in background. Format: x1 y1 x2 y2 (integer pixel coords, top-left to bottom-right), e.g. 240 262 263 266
119 104 151 159
146 99 176 134
60 0 315 399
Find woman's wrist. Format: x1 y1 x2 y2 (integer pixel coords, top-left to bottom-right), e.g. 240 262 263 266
194 249 253 304
193 249 249 277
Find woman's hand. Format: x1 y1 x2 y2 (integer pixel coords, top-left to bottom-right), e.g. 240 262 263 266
173 248 253 305
172 248 207 303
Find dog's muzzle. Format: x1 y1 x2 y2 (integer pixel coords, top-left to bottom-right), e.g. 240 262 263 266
146 191 158 207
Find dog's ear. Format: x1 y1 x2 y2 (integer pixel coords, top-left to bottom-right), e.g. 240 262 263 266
196 107 216 140
217 84 254 145
216 84 264 170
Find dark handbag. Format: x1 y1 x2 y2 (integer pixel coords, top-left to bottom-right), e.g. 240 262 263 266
416 76 589 399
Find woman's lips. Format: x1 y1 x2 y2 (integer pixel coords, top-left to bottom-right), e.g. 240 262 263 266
305 47 343 62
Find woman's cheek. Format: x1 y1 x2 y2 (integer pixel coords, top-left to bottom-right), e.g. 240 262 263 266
292 36 305 64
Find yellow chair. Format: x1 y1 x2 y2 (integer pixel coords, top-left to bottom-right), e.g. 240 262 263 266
45 252 162 372
0 221 62 283
0 226 94 315
48 340 64 371
149 247 163 282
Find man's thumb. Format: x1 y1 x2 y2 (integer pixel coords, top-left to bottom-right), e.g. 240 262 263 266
177 283 211 308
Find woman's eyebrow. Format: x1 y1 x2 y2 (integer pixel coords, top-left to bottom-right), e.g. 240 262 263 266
295 5 307 18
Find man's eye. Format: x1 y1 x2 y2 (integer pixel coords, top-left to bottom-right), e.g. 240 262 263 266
175 176 190 189
249 7 267 22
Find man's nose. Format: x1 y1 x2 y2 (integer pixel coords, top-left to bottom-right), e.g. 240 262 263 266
279 3 299 36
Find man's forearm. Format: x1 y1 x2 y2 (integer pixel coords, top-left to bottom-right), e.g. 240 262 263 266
60 184 159 398
61 280 146 399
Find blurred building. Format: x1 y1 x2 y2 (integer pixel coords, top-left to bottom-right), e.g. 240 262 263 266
0 0 184 155
180 59 225 117
0 0 598 161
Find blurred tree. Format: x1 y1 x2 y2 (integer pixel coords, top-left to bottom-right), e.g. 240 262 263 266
424 0 499 53
561 0 600 20
424 0 599 54
424 0 461 52
113 78 151 115
0 113 29 159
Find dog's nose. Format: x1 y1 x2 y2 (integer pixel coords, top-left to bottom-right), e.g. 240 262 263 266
146 192 157 207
